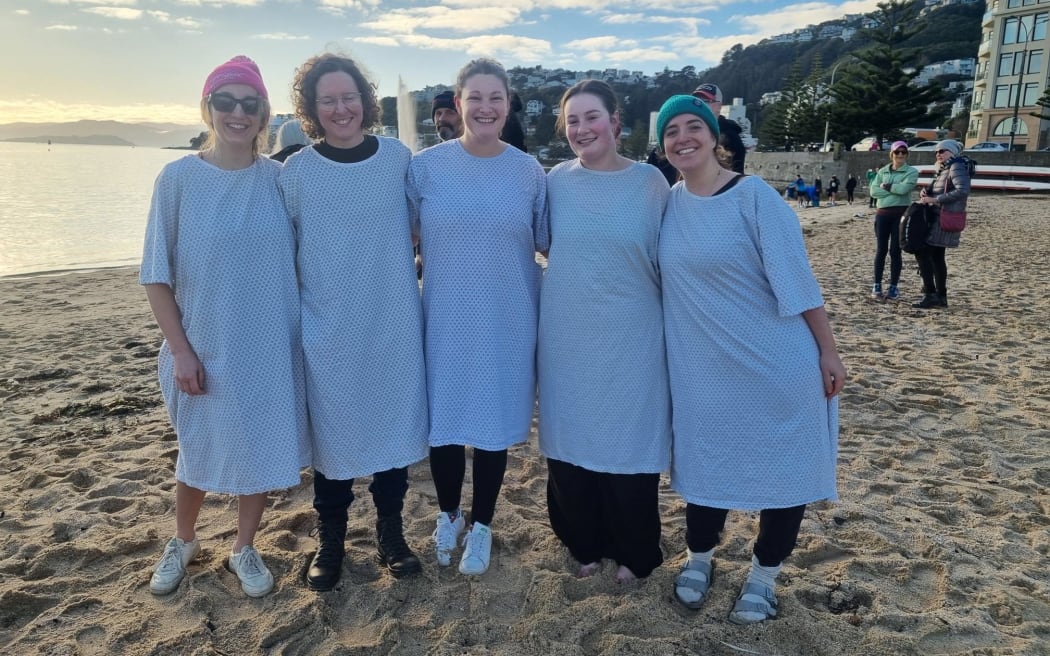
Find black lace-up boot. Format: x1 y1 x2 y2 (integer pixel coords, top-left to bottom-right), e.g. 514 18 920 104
307 521 346 591
376 514 422 578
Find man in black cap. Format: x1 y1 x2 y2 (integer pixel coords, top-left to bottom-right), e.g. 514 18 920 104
692 83 745 174
432 90 462 142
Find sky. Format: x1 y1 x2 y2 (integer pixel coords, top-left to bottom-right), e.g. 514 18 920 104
0 0 885 125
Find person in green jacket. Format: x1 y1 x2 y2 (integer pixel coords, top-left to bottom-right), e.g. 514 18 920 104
866 168 877 208
867 141 919 300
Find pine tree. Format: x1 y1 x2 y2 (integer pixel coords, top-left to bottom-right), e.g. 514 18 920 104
827 0 944 146
1029 85 1050 120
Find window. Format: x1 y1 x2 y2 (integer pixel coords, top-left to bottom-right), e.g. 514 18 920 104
1028 50 1043 74
999 53 1023 75
1024 82 1040 105
994 84 1014 107
1003 13 1047 43
993 117 1028 135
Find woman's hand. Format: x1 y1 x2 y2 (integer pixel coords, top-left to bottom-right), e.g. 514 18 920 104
173 349 206 395
820 352 847 399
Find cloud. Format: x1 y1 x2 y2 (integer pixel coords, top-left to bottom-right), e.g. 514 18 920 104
352 36 402 47
732 0 882 37
360 6 521 33
171 0 265 7
45 24 78 30
565 36 635 50
46 0 138 5
317 0 381 11
352 33 553 61
253 32 310 40
14 9 31 15
0 98 202 125
83 7 143 19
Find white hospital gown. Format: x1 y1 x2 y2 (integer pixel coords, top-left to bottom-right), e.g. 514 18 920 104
279 139 428 479
407 140 549 450
140 155 309 495
659 176 839 510
538 160 671 473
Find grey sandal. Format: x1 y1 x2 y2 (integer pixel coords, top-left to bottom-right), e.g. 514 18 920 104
673 559 713 610
728 581 779 624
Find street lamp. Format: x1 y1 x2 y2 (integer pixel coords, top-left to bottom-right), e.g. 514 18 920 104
1008 18 1031 151
822 56 857 150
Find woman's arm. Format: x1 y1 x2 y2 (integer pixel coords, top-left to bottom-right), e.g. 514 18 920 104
802 305 846 398
144 284 206 395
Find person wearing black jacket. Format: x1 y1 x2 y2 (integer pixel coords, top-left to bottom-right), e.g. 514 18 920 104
692 83 745 174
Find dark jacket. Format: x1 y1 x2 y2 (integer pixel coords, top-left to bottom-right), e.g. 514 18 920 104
501 93 527 153
717 116 745 174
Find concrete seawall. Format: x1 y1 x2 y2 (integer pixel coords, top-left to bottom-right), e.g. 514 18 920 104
748 150 1050 193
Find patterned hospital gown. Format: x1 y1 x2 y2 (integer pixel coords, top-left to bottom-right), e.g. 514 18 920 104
538 161 671 473
279 139 428 479
140 155 309 495
407 140 549 450
659 176 839 510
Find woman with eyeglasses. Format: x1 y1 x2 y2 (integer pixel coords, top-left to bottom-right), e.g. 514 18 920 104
141 56 308 598
408 58 548 577
655 95 845 624
913 139 969 309
868 141 919 301
278 53 428 591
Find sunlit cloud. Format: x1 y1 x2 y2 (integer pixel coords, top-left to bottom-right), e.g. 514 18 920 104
0 99 203 125
253 32 311 40
733 0 882 37
147 10 202 28
565 36 635 50
46 0 138 5
317 0 381 12
361 6 521 33
14 9 31 15
171 0 264 7
45 24 79 30
352 33 553 61
83 7 143 19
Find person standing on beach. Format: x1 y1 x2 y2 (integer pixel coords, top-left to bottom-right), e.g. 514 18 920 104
827 175 839 206
866 168 877 208
431 90 462 142
913 139 969 309
868 141 919 301
279 53 428 592
538 80 670 583
691 83 745 174
845 174 858 205
407 57 548 576
141 55 309 598
655 95 845 624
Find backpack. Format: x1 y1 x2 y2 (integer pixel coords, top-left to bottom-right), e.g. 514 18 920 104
953 155 977 177
900 202 935 254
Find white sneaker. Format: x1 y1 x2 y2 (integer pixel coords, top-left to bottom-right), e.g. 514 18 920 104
433 510 466 567
150 537 200 595
458 522 492 576
228 545 275 597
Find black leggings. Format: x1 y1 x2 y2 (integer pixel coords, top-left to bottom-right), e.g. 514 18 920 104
873 207 905 287
915 246 948 295
685 504 806 567
430 445 507 526
312 467 408 523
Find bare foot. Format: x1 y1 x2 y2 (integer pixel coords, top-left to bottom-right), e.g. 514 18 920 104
576 562 601 578
614 565 637 584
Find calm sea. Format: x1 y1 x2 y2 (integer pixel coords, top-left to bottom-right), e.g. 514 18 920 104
0 142 188 278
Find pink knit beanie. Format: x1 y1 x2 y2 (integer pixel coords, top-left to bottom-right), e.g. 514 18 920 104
202 55 268 99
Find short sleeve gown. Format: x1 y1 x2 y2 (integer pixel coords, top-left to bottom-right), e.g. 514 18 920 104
659 176 839 511
140 155 309 495
407 140 548 450
278 138 428 479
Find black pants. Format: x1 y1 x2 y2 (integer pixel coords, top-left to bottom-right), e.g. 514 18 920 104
846 188 855 203
313 467 408 523
915 246 948 295
685 503 806 567
868 193 877 208
546 458 663 578
429 445 507 526
873 207 905 287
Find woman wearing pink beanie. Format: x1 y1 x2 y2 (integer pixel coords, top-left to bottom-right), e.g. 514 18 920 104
140 56 309 598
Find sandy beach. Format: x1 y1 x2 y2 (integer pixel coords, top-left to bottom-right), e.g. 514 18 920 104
1 193 1048 655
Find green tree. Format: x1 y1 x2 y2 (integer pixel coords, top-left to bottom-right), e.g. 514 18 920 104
379 96 398 126
533 113 557 146
828 0 944 146
1029 85 1050 120
622 120 650 159
189 131 208 150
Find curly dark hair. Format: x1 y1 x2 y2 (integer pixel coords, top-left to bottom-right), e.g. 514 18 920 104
291 53 380 140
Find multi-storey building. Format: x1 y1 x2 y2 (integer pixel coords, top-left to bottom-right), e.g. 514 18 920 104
969 0 1050 149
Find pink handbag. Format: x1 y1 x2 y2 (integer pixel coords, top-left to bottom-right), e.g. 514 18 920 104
939 209 966 232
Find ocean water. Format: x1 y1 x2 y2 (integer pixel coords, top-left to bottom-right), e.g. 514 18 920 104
0 142 188 278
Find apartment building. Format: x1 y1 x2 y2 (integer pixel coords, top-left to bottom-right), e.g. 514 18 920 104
969 0 1050 150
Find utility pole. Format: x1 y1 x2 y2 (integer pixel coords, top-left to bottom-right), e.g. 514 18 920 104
1008 19 1031 152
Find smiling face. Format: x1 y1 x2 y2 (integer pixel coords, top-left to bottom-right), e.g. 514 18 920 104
662 113 717 174
563 92 619 164
315 71 364 148
205 83 266 152
456 73 508 141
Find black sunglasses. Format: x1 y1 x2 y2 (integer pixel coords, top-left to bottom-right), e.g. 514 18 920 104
893 149 908 154
207 92 261 116
935 149 950 154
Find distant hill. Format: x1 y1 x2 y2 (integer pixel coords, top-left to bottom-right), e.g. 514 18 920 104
0 120 204 149
697 3 983 108
3 134 135 147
